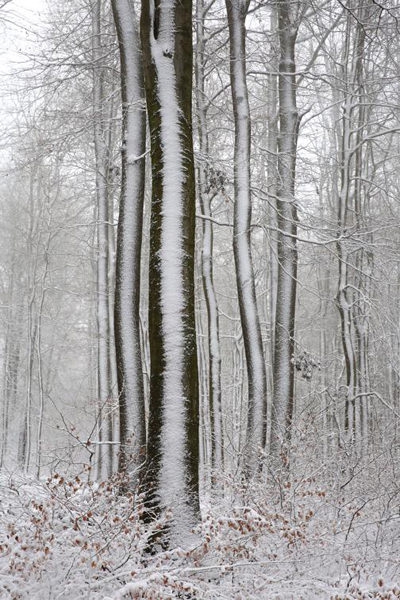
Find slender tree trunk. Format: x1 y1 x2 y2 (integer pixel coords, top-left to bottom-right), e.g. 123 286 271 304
233 328 245 462
196 303 208 486
93 0 113 479
265 6 279 450
35 230 51 479
270 0 299 468
1 247 21 468
111 0 146 483
19 317 37 472
350 9 372 447
19 168 42 472
1 334 11 468
195 0 223 476
335 4 371 443
141 0 200 544
226 0 267 475
106 93 119 475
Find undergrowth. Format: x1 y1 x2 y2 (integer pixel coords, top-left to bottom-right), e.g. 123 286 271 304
0 462 399 599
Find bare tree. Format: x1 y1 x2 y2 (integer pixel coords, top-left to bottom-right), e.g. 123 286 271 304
195 0 223 478
92 0 115 479
270 0 301 469
111 0 146 483
226 0 267 475
141 0 200 543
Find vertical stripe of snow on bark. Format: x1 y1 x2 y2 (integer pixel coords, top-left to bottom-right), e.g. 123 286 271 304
149 0 188 519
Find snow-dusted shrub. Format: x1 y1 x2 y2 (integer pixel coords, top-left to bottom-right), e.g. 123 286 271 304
1 465 399 599
332 581 400 599
0 471 168 599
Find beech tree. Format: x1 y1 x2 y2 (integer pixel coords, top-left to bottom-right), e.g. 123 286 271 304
141 0 199 541
270 0 301 467
226 0 267 475
195 0 223 478
111 0 146 481
333 1 375 443
92 0 116 480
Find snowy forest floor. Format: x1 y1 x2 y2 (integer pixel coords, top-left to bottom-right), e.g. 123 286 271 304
0 458 399 600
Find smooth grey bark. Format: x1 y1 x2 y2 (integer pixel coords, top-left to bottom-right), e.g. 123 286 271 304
270 0 299 468
106 92 119 475
93 0 114 479
195 0 223 476
35 225 52 479
111 0 146 483
18 167 42 473
0 245 21 468
265 6 279 450
335 2 371 442
226 0 267 475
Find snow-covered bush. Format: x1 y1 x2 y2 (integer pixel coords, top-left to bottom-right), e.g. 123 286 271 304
0 465 399 599
0 471 168 599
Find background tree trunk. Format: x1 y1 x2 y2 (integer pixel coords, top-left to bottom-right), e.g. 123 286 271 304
195 0 223 479
226 0 267 475
270 0 300 469
111 0 146 483
93 0 114 479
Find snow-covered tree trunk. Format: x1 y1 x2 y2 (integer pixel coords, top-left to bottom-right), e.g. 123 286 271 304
195 0 223 477
336 15 357 437
265 6 279 450
18 168 42 473
270 0 299 468
111 0 146 483
352 3 369 437
93 0 113 479
35 227 51 479
226 0 267 475
335 3 372 444
141 0 200 543
0 246 21 469
105 92 119 475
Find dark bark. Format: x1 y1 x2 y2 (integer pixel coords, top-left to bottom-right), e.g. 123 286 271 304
111 0 147 484
141 0 200 542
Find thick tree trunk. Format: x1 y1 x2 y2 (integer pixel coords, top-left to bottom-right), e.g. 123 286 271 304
111 0 146 483
226 0 267 475
270 0 299 468
141 0 200 544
